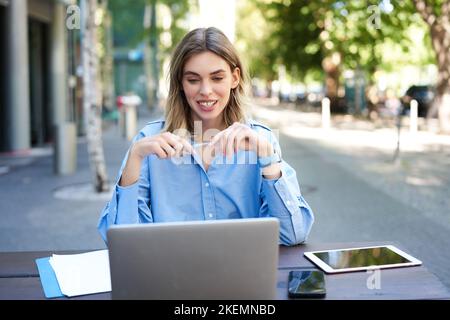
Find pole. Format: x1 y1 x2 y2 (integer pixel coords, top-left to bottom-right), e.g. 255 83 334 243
393 109 402 164
322 98 331 129
410 99 418 134
5 0 30 151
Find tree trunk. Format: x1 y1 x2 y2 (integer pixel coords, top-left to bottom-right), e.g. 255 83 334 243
101 1 115 112
430 23 450 133
144 0 159 110
322 52 341 111
413 0 450 133
82 0 110 192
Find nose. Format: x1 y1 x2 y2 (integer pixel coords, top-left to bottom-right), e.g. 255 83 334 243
199 80 212 96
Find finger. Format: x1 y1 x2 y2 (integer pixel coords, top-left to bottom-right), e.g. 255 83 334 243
158 139 177 158
227 127 243 157
210 123 238 146
235 129 250 153
163 133 183 149
151 143 169 159
208 130 227 156
165 133 189 158
221 128 234 157
247 132 258 152
209 130 225 147
136 139 163 158
173 140 185 157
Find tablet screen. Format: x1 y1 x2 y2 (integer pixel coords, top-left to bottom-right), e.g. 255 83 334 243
304 245 425 273
313 246 411 270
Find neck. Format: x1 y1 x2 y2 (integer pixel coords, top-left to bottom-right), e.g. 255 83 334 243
192 116 226 143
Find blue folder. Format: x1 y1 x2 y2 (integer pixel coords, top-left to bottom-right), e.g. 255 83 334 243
35 257 64 298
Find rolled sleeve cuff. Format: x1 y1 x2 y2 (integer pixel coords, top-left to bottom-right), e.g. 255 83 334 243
115 182 140 224
262 174 300 217
262 174 307 245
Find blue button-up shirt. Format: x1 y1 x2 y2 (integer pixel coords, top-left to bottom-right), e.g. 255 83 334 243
97 119 314 246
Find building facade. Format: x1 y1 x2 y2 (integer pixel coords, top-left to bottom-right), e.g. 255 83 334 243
0 0 75 153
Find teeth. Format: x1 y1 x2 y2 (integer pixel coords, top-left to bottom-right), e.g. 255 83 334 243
198 101 216 107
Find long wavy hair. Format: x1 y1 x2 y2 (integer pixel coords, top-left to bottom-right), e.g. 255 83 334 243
163 27 248 134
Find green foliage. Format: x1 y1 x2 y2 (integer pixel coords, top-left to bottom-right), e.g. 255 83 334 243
108 0 147 47
238 0 435 83
108 0 190 53
236 0 279 80
143 0 191 57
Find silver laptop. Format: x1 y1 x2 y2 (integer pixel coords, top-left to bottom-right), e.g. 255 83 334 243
107 217 279 300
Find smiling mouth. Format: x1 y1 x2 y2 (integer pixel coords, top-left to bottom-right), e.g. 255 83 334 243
197 100 218 111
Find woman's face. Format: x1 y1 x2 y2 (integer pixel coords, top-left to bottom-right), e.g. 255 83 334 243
182 51 240 129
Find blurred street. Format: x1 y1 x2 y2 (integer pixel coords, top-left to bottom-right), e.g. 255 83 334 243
0 107 160 253
1 102 449 290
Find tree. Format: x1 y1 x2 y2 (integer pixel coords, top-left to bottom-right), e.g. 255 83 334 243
412 0 450 133
98 0 115 113
109 0 190 109
108 0 147 48
81 0 110 192
246 0 432 109
143 0 191 109
236 0 283 82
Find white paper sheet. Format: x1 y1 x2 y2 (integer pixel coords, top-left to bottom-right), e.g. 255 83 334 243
49 249 111 297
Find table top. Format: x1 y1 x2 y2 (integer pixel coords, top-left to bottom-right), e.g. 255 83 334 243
1 242 449 300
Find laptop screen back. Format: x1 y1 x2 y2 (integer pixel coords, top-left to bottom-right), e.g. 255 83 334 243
107 217 279 299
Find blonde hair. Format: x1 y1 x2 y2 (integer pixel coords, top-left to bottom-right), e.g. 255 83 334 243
163 27 248 134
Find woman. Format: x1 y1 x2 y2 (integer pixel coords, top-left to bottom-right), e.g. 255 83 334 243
98 27 314 246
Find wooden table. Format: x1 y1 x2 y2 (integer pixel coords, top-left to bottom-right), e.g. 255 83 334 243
1 242 448 299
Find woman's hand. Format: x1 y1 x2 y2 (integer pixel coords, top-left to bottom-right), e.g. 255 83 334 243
208 122 274 159
131 132 194 160
208 122 282 179
120 132 193 187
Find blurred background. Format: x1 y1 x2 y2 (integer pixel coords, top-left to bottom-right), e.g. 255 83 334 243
0 0 449 290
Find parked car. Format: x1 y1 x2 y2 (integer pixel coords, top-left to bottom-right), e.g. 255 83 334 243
401 85 435 117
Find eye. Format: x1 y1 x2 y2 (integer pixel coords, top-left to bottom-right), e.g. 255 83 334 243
212 77 223 82
187 79 199 84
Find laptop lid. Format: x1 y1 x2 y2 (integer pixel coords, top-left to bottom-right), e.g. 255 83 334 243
107 217 279 300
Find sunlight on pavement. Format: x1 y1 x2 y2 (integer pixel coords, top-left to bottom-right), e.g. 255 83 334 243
253 104 450 154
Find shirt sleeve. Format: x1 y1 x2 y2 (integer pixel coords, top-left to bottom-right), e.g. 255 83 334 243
97 133 153 243
258 131 315 246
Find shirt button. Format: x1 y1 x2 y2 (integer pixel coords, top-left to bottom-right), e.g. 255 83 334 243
286 200 291 206
205 183 210 187
208 213 213 218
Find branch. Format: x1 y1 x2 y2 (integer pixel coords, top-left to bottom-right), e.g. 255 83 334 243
412 0 437 27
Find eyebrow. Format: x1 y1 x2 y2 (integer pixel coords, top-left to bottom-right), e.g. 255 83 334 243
183 69 227 77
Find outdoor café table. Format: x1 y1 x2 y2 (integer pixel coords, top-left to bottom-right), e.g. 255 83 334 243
0 241 448 300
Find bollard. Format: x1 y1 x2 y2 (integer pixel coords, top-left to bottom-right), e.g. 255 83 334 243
118 94 141 140
54 122 77 175
322 97 331 129
124 104 137 141
410 99 418 133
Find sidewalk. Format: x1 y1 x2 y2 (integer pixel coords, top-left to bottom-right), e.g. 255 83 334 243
0 105 163 252
250 100 450 232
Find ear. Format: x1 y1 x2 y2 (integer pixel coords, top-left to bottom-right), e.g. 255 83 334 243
231 67 240 89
